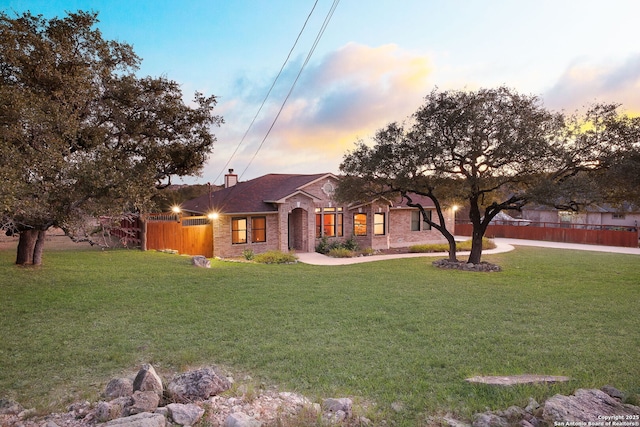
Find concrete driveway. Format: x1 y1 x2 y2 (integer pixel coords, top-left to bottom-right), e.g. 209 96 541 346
296 237 640 266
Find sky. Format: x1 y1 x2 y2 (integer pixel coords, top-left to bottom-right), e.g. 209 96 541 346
3 0 640 184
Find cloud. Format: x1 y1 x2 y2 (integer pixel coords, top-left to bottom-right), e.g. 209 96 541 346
212 43 433 180
544 54 640 114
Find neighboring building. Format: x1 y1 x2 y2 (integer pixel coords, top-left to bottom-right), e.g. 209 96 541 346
521 203 640 230
179 170 453 258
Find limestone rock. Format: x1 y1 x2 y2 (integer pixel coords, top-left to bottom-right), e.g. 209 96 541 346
192 255 211 268
125 390 161 416
543 388 640 423
0 399 23 415
132 364 164 398
166 403 204 426
105 377 134 399
322 397 352 414
103 411 167 427
472 412 508 427
224 411 263 427
465 374 570 386
96 397 132 422
167 367 231 403
601 385 625 401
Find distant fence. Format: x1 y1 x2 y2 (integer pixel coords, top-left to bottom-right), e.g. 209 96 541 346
144 214 213 258
455 221 639 248
101 215 143 248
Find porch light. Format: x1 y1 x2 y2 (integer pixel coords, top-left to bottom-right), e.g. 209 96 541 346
208 212 219 220
171 206 182 214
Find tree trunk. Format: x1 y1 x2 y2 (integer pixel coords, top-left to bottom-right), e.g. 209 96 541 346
467 229 484 264
444 230 458 261
32 230 46 265
16 229 46 265
467 194 484 264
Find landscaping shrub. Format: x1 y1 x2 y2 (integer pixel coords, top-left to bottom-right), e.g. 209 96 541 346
409 243 450 253
253 250 297 264
315 236 331 254
327 248 356 258
359 247 375 256
456 237 497 251
242 249 254 260
316 236 360 255
409 238 497 253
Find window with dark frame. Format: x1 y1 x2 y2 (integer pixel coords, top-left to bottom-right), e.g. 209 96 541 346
353 213 367 236
374 213 385 235
231 217 247 244
316 207 343 237
251 216 266 243
411 210 432 231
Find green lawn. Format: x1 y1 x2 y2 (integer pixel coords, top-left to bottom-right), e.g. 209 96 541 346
0 246 638 425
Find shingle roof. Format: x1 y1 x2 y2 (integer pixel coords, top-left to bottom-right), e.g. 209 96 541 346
181 173 332 214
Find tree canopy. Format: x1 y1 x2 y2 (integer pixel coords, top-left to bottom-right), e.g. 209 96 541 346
337 87 639 264
0 11 223 265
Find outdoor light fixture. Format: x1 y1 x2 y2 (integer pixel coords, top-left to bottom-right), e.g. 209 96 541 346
207 212 219 220
171 206 181 214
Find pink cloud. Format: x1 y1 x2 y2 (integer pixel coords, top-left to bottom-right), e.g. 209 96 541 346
544 54 640 114
213 43 434 180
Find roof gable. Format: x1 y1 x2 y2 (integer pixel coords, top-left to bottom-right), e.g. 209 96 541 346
181 173 333 214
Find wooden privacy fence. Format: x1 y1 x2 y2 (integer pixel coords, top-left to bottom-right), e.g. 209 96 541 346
144 214 213 258
456 221 639 248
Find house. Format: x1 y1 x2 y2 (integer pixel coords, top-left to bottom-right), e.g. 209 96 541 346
177 170 453 258
521 203 640 230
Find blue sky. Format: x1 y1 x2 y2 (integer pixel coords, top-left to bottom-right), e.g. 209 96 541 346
3 0 640 183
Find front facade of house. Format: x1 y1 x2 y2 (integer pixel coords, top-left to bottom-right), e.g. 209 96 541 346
180 172 453 258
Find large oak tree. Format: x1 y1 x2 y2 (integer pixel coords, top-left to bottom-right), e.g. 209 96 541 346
338 87 637 264
0 11 223 265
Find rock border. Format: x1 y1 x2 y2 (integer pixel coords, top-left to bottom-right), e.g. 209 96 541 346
433 258 502 272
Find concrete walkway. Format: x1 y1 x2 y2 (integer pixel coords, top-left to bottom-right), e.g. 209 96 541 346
296 237 640 266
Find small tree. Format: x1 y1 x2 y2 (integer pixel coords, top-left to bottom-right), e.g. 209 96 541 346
338 87 636 264
0 11 223 265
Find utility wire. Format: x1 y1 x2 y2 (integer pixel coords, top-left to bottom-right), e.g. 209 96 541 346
213 0 320 184
239 0 340 179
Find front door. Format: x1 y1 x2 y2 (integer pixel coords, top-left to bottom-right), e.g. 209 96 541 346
288 208 308 252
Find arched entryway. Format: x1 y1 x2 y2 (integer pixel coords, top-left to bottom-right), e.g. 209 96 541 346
288 208 309 252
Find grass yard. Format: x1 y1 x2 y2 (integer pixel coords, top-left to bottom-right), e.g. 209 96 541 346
0 245 638 425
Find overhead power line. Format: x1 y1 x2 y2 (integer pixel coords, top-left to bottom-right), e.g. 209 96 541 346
213 0 320 184
239 0 340 180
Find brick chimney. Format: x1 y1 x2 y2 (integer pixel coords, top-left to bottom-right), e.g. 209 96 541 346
225 169 238 188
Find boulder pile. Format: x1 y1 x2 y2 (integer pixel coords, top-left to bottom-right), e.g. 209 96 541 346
433 258 502 272
1 365 638 426
0 363 363 427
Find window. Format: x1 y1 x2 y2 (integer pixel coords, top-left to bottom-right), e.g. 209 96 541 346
315 209 322 238
324 208 337 237
374 213 385 235
231 218 247 244
612 213 626 220
251 216 266 243
353 213 367 236
411 210 432 231
316 207 343 237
